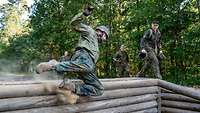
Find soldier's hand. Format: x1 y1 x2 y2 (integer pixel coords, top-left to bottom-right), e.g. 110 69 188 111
113 58 121 62
158 51 165 60
83 4 94 16
139 49 147 59
141 49 147 54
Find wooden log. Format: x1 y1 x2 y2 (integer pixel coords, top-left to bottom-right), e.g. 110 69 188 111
0 83 56 98
162 100 200 111
2 94 157 113
103 79 158 90
0 96 56 112
0 76 139 82
161 88 174 93
81 101 158 113
0 79 158 99
161 93 200 103
162 107 200 113
0 78 154 85
101 77 153 82
0 87 159 112
158 80 200 100
0 79 158 87
79 86 159 102
129 108 158 113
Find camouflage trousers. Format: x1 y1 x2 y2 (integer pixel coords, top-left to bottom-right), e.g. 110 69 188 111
55 48 104 96
138 48 162 79
116 64 129 77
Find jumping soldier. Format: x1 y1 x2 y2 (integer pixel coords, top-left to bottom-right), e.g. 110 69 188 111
136 20 165 79
36 4 109 104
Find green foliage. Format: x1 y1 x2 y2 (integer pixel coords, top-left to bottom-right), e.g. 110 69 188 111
0 0 199 86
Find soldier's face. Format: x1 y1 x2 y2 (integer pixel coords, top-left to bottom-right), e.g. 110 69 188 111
96 30 107 42
152 23 159 30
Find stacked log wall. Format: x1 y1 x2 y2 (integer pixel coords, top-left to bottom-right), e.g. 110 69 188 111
1 77 200 113
159 80 200 113
0 78 159 113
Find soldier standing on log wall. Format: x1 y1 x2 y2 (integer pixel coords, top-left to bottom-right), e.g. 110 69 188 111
136 20 165 79
36 4 109 104
113 45 130 77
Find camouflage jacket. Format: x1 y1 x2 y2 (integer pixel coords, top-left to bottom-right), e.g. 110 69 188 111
113 50 129 66
140 28 162 54
70 12 99 63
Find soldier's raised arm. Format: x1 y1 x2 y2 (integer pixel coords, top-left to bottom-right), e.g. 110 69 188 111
70 5 94 33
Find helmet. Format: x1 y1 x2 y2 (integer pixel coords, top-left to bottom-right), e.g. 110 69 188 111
96 25 109 38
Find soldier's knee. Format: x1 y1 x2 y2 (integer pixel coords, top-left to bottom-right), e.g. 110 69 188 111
99 89 104 95
92 83 104 96
79 64 94 73
84 66 94 73
95 88 104 96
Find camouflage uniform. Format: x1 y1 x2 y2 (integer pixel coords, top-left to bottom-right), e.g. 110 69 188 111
137 28 162 79
113 50 129 77
54 12 104 96
59 55 71 62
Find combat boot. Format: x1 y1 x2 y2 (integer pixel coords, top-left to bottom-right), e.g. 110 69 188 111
56 83 79 104
36 59 58 74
